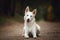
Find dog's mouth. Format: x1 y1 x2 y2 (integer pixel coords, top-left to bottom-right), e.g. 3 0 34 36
27 19 30 23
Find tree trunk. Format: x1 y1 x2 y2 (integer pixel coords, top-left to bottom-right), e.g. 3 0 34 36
51 0 60 21
19 0 29 16
10 0 16 17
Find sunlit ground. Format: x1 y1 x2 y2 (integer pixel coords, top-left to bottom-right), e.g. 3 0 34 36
0 20 60 40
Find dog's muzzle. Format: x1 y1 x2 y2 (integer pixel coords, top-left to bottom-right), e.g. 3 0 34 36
27 19 30 22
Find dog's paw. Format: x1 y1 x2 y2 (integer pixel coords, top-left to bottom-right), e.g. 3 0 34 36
33 36 37 39
24 36 29 39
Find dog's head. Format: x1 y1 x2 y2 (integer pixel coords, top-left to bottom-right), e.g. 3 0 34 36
24 6 37 23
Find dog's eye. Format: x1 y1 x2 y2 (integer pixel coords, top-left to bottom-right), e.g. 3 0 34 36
27 15 28 16
30 15 32 17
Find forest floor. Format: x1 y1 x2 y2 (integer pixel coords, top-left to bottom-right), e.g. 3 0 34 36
0 20 60 40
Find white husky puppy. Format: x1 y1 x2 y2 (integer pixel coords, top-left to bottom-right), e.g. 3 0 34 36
23 6 40 38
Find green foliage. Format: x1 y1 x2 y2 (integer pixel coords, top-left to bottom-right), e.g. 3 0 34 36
29 5 47 21
0 17 7 24
14 13 24 22
0 13 24 24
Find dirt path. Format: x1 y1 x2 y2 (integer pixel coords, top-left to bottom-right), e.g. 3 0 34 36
0 21 60 40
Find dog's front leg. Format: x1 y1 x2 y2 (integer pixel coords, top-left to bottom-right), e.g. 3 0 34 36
24 27 29 38
32 27 37 38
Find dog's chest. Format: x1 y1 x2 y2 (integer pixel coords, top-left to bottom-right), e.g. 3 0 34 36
27 23 35 32
28 26 33 32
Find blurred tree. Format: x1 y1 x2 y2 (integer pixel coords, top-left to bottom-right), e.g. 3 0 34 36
0 0 16 17
47 4 54 21
19 0 29 16
51 0 60 21
10 0 16 17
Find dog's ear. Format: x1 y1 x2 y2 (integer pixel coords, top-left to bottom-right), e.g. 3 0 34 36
25 6 29 13
32 9 37 16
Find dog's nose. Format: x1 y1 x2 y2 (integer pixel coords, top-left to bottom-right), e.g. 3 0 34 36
27 19 30 22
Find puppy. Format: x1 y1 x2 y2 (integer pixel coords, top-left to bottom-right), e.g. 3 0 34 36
23 6 40 39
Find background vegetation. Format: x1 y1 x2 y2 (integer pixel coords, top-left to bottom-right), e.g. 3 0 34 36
0 0 60 24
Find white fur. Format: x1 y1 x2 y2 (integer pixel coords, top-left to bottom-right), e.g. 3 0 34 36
23 6 40 38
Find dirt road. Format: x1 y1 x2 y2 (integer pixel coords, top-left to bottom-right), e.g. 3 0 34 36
0 21 60 40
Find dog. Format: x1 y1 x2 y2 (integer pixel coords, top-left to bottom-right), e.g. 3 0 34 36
23 6 40 39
